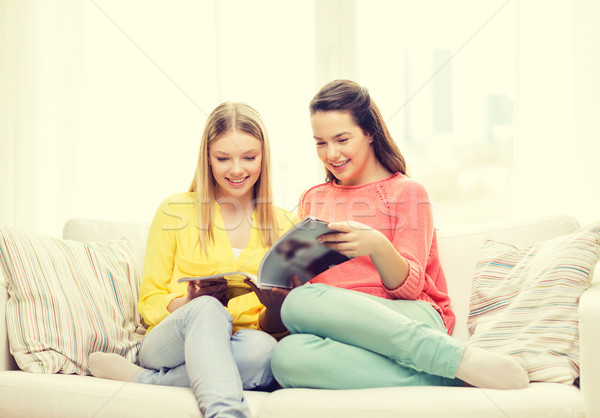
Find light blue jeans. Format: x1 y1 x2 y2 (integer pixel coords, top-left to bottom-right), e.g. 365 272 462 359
137 296 277 418
271 283 465 389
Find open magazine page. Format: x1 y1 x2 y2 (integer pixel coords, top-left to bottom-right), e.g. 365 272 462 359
179 272 257 282
178 216 350 291
258 216 350 288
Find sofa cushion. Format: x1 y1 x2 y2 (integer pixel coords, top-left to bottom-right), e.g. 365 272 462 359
468 221 600 384
0 370 267 418
259 383 583 418
0 226 141 374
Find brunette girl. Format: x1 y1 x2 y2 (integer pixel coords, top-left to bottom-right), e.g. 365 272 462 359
271 80 529 391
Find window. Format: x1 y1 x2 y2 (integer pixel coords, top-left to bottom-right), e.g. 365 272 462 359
216 1 317 212
1 0 519 234
355 0 517 225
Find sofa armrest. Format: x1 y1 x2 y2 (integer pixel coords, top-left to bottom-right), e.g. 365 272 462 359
579 282 600 418
0 285 18 371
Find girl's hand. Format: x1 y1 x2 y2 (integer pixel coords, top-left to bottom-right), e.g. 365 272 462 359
187 278 228 305
244 276 303 333
243 277 301 313
318 221 387 258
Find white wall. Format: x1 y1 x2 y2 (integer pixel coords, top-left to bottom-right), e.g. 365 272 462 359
512 0 600 225
572 0 600 224
2 0 599 237
512 0 576 219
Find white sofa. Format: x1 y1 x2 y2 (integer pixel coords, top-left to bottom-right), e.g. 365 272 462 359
1 215 599 418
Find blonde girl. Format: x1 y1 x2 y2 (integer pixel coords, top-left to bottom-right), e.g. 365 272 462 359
90 102 297 418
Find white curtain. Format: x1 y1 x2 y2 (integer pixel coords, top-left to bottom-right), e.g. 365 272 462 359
0 0 317 237
1 1 220 236
2 0 599 237
1 1 84 236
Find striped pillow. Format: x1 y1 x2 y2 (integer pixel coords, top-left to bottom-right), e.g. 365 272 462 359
0 226 141 374
468 222 600 384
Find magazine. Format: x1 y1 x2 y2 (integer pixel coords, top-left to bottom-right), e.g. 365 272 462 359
178 216 350 294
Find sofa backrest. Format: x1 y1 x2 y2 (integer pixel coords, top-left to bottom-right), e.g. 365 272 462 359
60 215 582 343
62 218 150 275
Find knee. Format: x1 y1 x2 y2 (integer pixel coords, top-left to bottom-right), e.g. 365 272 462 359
182 296 231 324
281 284 328 330
234 329 277 365
186 295 226 311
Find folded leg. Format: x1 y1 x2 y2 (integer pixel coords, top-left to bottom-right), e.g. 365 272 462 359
137 296 251 417
272 333 459 389
279 284 464 379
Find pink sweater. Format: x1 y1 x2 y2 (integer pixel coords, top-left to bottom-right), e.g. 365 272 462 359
299 173 455 333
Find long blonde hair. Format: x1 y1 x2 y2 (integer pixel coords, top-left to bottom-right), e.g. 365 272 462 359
189 102 279 250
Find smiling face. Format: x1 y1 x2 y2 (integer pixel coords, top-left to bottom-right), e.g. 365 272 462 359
311 110 379 186
208 130 262 201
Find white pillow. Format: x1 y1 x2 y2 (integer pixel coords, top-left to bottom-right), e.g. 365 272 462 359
468 222 600 384
0 226 141 374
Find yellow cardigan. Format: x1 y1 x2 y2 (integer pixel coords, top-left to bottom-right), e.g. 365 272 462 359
138 192 298 334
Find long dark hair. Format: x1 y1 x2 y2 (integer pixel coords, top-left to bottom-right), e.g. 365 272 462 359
309 80 407 181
